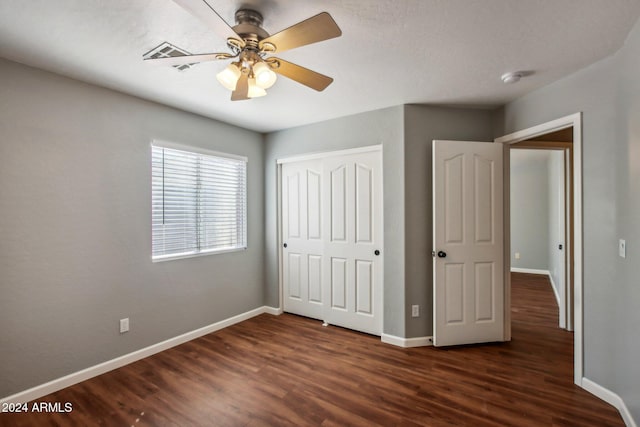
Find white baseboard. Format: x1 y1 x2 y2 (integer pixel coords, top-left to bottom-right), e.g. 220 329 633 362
548 274 562 309
1 306 278 405
264 306 283 315
510 267 550 275
582 377 637 427
381 334 433 348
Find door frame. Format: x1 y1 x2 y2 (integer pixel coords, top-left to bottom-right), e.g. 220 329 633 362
275 144 384 330
495 112 583 386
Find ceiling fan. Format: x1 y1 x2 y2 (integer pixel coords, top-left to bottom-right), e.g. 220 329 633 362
145 0 342 101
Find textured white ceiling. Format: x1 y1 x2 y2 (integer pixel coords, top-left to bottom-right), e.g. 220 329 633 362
1 0 639 132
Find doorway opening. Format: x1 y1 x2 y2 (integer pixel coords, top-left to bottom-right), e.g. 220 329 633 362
495 113 583 386
509 127 574 331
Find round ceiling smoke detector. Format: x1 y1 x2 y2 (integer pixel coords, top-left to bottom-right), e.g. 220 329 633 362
501 72 523 84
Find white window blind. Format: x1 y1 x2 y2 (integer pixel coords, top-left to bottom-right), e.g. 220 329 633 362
152 144 247 260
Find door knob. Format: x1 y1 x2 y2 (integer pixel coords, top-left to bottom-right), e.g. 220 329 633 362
437 251 447 258
374 249 380 256
283 243 287 248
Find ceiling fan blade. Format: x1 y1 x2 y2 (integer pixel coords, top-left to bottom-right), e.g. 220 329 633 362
231 73 249 101
172 0 244 46
269 58 334 91
144 53 230 66
259 12 341 53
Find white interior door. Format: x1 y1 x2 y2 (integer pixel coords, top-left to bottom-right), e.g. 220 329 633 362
282 160 324 320
322 150 383 335
432 140 504 346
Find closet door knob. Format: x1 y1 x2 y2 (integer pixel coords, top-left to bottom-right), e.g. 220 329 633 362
437 251 447 258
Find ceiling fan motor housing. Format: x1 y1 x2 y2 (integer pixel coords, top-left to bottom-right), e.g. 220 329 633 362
233 9 269 44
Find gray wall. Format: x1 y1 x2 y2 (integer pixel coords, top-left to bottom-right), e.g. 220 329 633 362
264 105 494 339
0 59 265 398
403 105 494 337
613 14 640 420
510 149 550 271
495 16 640 420
264 107 406 336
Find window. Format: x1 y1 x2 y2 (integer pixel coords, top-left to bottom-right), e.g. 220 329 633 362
151 142 247 260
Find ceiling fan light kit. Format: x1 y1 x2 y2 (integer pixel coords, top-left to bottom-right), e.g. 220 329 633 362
247 77 267 98
216 63 241 90
146 1 342 101
252 61 277 89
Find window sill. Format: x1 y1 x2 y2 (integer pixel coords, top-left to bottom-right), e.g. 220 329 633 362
152 247 247 263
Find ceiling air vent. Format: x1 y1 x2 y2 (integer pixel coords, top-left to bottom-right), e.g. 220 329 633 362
143 42 196 71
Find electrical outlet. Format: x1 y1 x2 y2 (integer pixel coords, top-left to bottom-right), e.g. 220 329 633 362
619 239 626 258
120 318 129 334
411 305 420 317
515 252 521 260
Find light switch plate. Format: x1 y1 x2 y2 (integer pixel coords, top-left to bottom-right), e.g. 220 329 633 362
619 239 626 258
411 305 419 317
120 318 129 333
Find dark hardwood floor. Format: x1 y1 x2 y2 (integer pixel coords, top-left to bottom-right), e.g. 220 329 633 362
0 273 623 426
